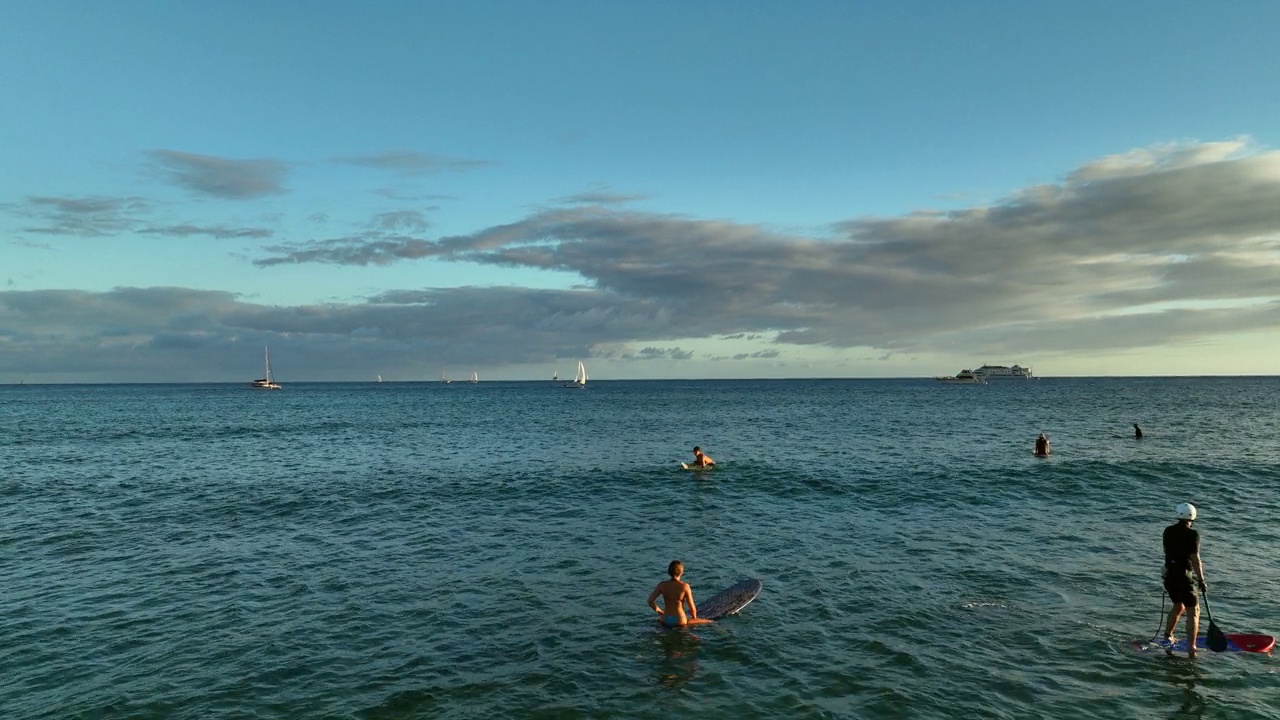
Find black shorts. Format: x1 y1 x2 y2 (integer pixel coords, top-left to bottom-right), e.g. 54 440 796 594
1163 576 1198 607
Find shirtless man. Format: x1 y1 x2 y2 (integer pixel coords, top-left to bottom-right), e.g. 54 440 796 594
648 560 713 627
1034 433 1050 456
691 446 715 468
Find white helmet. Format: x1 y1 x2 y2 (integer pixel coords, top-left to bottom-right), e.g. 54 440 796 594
1176 502 1197 521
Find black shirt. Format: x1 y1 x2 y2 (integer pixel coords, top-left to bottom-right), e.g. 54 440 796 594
1163 521 1200 574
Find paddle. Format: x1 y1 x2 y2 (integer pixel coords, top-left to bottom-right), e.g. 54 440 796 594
1201 590 1230 652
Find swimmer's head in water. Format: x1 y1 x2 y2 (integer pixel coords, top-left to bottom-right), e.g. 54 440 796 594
693 447 702 454
668 560 684 578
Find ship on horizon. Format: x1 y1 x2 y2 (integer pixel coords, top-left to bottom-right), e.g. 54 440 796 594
973 364 1034 380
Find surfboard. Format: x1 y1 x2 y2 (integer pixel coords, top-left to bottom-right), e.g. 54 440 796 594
1130 633 1275 654
681 462 715 471
697 578 763 620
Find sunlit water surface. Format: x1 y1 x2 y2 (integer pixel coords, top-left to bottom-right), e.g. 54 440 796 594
3 378 1278 718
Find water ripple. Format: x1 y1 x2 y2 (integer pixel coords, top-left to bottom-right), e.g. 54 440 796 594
2 379 1278 718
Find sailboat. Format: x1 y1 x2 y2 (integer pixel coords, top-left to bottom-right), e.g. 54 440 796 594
250 346 282 390
469 370 478 384
563 360 587 389
552 371 558 381
441 367 451 384
376 374 383 383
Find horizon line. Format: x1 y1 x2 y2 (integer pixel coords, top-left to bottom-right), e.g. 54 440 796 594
4 374 1278 387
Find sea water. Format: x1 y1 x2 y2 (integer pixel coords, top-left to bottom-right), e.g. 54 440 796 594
2 378 1278 719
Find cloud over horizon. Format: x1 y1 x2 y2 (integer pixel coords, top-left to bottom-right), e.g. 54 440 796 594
5 140 1280 381
247 140 1280 351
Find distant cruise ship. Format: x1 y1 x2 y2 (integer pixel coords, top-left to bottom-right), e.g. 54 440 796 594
973 364 1034 380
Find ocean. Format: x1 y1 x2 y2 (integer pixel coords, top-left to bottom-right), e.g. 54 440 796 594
3 378 1278 719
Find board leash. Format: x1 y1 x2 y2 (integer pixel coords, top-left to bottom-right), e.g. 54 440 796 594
1149 591 1167 643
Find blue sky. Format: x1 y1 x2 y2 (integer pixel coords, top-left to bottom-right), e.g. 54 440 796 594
3 2 1280 382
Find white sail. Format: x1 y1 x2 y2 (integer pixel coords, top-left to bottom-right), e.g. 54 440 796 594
470 370 478 383
564 360 587 388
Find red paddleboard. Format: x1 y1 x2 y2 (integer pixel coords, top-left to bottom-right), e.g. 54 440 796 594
1226 633 1276 653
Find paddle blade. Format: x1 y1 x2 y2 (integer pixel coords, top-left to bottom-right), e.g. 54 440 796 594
1208 621 1230 652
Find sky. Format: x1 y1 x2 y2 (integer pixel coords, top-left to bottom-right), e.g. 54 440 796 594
3 1 1280 382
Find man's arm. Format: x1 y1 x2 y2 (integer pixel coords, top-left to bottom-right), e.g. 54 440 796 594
1191 552 1206 591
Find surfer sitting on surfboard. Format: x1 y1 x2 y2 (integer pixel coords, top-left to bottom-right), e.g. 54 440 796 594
1033 433 1050 456
690 446 715 468
648 560 713 627
1162 502 1208 653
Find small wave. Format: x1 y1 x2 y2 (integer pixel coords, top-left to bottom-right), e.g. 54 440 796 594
959 600 1008 610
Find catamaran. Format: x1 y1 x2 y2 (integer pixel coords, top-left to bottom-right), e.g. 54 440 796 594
250 346 282 390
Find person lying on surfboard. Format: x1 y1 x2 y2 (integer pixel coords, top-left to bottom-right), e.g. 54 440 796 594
1162 502 1208 653
1033 433 1050 456
648 560 713 627
690 446 715 468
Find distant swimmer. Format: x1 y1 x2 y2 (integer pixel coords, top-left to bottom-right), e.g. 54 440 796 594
1162 503 1207 653
691 446 715 468
1033 432 1050 456
648 560 713 627
1134 423 1143 439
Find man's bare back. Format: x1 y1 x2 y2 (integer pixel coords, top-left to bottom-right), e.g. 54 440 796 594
692 446 715 467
